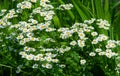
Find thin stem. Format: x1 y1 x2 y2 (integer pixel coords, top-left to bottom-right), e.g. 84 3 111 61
0 64 12 68
0 64 13 76
10 68 12 76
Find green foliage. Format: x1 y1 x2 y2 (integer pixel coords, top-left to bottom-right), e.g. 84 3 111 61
0 0 120 76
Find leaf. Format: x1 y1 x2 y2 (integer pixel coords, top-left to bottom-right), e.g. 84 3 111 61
112 1 120 10
95 0 104 18
112 10 120 39
53 15 61 28
70 51 79 62
104 0 111 22
91 0 95 15
71 0 91 21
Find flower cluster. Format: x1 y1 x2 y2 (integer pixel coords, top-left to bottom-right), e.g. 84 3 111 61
92 34 108 44
8 0 73 70
0 0 120 75
58 18 120 65
0 9 7 16
106 40 118 48
96 19 110 30
0 9 17 28
57 3 73 10
17 1 32 9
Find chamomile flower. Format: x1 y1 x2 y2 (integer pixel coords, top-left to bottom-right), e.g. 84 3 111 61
31 0 37 3
44 15 53 21
42 63 52 69
42 64 46 68
99 34 108 41
23 38 30 43
58 4 73 10
52 59 59 63
26 54 34 60
40 11 47 16
60 30 73 39
19 51 26 55
19 52 27 58
78 40 85 47
97 19 110 30
105 52 112 58
17 34 24 40
70 41 77 46
19 40 26 45
17 1 32 9
37 24 46 30
59 64 66 68
116 41 120 45
78 32 85 39
34 55 40 61
46 63 52 69
37 54 43 58
80 59 86 65
45 27 56 32
28 19 38 24
95 48 102 52
22 28 30 33
26 33 34 38
92 39 98 44
45 56 52 62
24 46 30 52
98 52 105 56
89 52 96 56
91 32 98 36
84 18 96 24
30 48 36 52
32 64 38 68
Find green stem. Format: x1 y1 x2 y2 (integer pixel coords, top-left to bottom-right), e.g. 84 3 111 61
10 68 12 76
0 64 12 68
0 64 13 76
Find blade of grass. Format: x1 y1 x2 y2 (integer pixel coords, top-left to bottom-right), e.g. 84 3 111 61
77 1 94 18
95 0 104 18
112 10 120 39
91 0 95 15
104 0 111 22
72 0 89 21
112 1 120 10
104 0 109 13
4 0 9 9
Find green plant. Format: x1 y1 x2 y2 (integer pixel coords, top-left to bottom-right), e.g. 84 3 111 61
0 0 120 76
